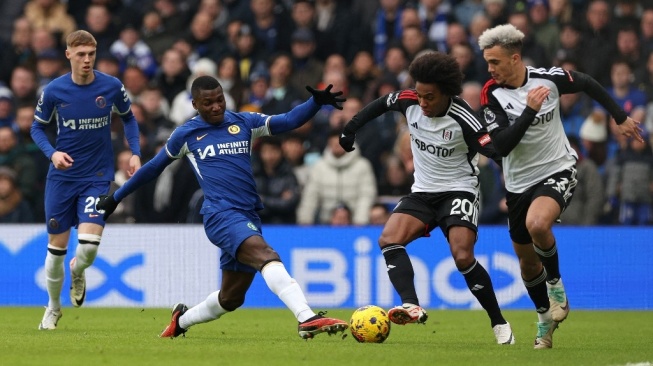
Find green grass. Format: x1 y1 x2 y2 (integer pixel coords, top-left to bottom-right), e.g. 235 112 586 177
3 308 652 366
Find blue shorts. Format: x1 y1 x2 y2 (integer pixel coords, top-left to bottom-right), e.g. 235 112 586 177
44 179 110 234
203 209 263 273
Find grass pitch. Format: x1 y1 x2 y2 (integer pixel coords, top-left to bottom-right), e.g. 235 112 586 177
3 307 652 366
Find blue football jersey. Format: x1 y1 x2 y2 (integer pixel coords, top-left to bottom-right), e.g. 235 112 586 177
165 111 271 213
33 71 132 181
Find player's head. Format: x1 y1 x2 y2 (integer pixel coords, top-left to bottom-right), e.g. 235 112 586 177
65 30 97 81
191 75 226 124
478 24 525 87
408 52 462 117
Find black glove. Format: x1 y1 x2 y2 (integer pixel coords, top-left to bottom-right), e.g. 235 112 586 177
306 84 346 110
96 194 119 221
339 128 356 152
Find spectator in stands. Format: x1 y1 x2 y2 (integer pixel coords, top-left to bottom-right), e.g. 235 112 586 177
450 42 485 84
253 136 301 224
35 48 66 93
552 22 583 66
109 25 158 79
595 59 647 163
262 53 303 116
313 0 358 62
478 154 508 225
0 87 15 129
232 23 267 85
121 65 149 103
30 28 59 57
348 50 380 101
154 48 191 106
249 0 293 55
106 149 137 224
614 26 645 77
297 129 377 225
482 0 509 27
280 132 311 188
140 10 176 61
81 4 118 54
23 0 76 43
455 0 485 28
289 27 324 100
606 130 653 226
198 0 230 34
416 0 454 53
185 12 230 63
640 8 653 57
377 154 413 199
508 11 550 67
369 202 391 225
612 0 642 32
547 0 573 24
460 81 483 112
0 126 38 210
95 52 120 77
580 0 615 86
10 65 38 106
330 202 353 226
217 55 246 110
528 0 559 62
0 166 34 223
560 136 604 226
401 25 435 63
372 0 405 65
241 67 271 112
557 59 593 141
0 17 34 86
380 45 410 89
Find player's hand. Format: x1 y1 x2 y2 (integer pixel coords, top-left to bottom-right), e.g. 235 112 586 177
339 128 356 152
526 86 550 112
96 194 119 221
51 151 74 170
128 154 142 177
306 84 346 110
616 116 644 143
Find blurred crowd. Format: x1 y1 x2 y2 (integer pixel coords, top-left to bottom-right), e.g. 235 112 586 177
1 0 653 226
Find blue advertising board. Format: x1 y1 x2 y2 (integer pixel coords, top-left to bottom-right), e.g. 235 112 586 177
0 225 651 309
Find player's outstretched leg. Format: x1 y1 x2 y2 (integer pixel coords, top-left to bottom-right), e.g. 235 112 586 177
38 307 62 330
69 258 86 307
533 320 559 349
492 322 516 345
160 303 189 338
297 311 348 339
547 279 569 322
387 303 428 325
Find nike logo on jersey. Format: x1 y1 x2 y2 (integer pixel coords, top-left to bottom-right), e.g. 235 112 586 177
89 214 99 218
196 133 208 141
60 103 71 108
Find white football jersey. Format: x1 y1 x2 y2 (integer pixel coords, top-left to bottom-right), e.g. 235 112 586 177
385 90 498 194
481 66 578 193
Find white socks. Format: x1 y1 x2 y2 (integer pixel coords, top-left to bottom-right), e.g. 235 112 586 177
71 234 101 275
45 244 66 310
179 291 228 330
261 261 315 322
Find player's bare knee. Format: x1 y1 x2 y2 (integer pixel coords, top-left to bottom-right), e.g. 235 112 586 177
219 294 245 311
525 217 551 238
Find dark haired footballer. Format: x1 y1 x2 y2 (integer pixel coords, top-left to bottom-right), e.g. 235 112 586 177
339 51 515 345
97 76 349 339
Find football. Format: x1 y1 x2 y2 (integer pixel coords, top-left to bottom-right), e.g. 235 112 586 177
349 305 391 343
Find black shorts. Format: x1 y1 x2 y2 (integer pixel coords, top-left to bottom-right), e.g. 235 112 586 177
506 166 577 244
393 191 479 239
